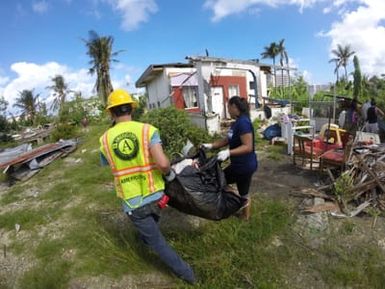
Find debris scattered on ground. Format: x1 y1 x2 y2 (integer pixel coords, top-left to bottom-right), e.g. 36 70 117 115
298 143 385 220
0 139 78 183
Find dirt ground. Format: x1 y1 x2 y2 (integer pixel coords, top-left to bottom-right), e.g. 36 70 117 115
252 150 319 200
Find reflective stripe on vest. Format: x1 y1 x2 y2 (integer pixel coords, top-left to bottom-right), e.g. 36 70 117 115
101 122 164 207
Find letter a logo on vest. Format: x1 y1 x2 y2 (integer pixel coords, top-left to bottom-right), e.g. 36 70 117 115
112 132 139 160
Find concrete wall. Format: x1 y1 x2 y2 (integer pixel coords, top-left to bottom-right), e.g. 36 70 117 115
146 74 170 109
188 112 220 135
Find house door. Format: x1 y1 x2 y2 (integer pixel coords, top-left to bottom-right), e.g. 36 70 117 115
211 86 225 119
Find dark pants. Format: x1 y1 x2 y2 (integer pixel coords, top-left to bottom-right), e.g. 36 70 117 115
224 165 254 197
127 203 195 284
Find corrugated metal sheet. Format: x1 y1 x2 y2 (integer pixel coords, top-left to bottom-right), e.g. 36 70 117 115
0 143 32 165
0 139 78 182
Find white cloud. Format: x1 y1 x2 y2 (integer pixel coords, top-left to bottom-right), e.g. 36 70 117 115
322 0 385 77
106 0 158 31
110 63 143 93
0 61 140 115
1 62 94 114
32 1 49 14
302 70 313 83
0 76 9 87
203 0 325 22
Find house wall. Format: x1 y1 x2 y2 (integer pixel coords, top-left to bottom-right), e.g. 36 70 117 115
210 75 248 102
146 74 170 109
208 62 267 108
146 67 196 110
259 72 268 98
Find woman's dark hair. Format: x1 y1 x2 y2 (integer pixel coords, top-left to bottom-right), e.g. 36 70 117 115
111 104 133 117
228 96 249 116
371 98 376 106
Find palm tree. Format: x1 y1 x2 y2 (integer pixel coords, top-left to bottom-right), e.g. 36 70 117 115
277 39 289 87
47 74 69 113
83 30 122 105
331 44 355 80
13 89 39 125
328 58 340 82
0 96 8 115
261 42 279 87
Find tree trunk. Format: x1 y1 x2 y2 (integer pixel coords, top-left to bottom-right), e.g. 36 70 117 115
273 58 277 88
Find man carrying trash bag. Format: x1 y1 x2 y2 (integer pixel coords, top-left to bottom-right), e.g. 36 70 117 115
99 89 196 284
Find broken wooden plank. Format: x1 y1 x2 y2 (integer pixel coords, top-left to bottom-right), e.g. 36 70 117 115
356 154 385 193
290 188 336 201
302 202 340 213
348 200 372 217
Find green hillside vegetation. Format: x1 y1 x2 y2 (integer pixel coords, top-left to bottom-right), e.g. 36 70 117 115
1 112 385 289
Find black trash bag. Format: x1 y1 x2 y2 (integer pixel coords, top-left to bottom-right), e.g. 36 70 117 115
264 105 272 119
165 150 247 220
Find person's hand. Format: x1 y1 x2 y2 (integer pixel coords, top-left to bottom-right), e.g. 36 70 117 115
164 169 176 182
201 143 213 150
217 149 230 161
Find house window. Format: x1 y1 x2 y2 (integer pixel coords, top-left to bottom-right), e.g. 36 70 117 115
182 86 198 108
228 85 240 98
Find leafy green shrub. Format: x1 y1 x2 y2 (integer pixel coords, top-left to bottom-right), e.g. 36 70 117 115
51 123 78 141
132 94 147 121
140 107 211 156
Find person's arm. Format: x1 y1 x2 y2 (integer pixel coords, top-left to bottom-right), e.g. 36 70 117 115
150 143 171 174
229 132 254 156
99 152 109 166
211 137 229 149
377 107 385 117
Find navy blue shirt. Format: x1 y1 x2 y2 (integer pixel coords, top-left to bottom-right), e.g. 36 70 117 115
228 114 258 174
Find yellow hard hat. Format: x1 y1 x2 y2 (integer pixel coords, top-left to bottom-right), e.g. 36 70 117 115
106 89 138 110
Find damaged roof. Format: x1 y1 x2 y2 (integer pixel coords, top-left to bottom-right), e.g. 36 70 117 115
136 63 194 88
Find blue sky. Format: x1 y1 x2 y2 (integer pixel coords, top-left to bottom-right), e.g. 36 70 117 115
1 0 385 113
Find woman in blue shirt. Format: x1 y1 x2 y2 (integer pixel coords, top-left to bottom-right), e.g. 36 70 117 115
202 96 258 220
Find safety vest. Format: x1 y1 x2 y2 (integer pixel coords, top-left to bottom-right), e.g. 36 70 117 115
100 121 165 208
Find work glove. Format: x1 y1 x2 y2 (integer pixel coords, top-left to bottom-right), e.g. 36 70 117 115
201 143 213 150
217 149 230 161
164 169 176 182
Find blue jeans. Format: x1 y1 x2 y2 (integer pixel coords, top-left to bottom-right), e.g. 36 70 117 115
128 202 195 284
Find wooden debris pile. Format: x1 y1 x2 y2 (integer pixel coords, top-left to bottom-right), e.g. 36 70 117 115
294 144 385 219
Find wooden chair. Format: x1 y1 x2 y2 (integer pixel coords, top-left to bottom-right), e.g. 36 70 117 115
293 134 318 170
319 133 354 175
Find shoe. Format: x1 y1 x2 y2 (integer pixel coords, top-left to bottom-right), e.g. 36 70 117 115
235 198 251 221
178 273 196 285
177 268 196 285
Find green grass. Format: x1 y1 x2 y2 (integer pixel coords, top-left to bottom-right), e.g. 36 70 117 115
0 206 60 231
19 260 71 289
315 241 385 289
2 123 385 289
266 144 285 160
170 198 293 288
0 186 24 205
